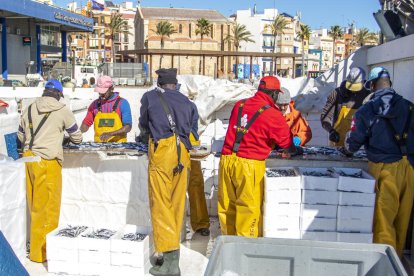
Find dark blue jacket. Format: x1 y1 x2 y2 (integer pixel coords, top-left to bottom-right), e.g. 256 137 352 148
190 102 200 141
346 87 414 166
139 87 196 150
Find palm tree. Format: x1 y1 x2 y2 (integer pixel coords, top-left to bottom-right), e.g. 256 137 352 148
355 28 378 46
225 23 254 77
195 18 211 74
296 24 311 76
329 25 344 67
267 15 289 75
152 21 177 68
108 13 131 63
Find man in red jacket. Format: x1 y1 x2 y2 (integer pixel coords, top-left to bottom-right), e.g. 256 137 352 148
218 76 300 237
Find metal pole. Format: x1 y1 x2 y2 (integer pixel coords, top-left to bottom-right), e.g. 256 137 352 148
36 25 41 75
0 18 8 79
171 55 174 68
202 55 206 75
61 31 67 62
250 56 253 79
149 54 153 83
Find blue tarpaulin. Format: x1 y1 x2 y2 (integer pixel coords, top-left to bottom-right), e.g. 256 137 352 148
0 231 28 276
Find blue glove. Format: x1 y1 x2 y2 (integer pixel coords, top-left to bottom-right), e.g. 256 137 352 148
293 136 301 146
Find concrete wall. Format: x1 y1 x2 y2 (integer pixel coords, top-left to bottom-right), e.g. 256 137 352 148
367 34 414 102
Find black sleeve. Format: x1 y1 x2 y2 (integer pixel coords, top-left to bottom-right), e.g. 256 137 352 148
320 89 338 132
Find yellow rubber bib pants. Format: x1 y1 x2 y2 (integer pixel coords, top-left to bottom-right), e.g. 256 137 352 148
331 106 356 147
93 107 126 143
148 135 190 253
188 133 210 231
218 154 265 237
23 151 62 263
368 157 414 257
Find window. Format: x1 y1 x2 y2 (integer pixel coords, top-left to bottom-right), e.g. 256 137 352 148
189 24 192 38
179 24 183 34
124 45 128 50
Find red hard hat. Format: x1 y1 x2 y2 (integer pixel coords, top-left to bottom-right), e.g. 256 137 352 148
258 76 282 92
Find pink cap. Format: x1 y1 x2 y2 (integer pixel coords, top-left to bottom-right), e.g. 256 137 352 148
95 75 114 94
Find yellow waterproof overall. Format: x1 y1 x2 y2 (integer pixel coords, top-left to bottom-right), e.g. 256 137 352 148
93 98 126 142
148 135 190 253
23 105 62 262
218 100 269 237
331 105 357 147
188 133 210 231
369 157 414 257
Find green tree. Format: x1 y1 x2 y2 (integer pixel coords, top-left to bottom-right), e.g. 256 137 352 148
108 13 132 63
152 21 177 68
329 25 344 67
355 28 378 46
195 18 212 74
296 24 311 76
225 23 254 77
267 15 289 75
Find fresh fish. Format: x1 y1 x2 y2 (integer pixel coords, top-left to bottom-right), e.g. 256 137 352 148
57 225 88 238
121 233 147 241
338 170 363 178
82 229 116 240
266 169 296 177
302 171 334 178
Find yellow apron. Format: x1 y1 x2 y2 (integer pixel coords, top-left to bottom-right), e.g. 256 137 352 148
331 105 357 147
218 154 265 238
188 133 210 231
368 157 414 257
23 151 62 263
148 135 190 253
93 98 126 143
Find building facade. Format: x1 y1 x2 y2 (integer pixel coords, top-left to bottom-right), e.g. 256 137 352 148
134 7 233 77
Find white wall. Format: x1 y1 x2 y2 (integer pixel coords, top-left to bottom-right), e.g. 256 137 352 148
367 34 414 102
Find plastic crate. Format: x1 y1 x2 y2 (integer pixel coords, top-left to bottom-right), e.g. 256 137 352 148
205 236 407 276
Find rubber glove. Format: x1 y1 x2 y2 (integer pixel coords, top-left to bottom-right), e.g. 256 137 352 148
293 136 301 146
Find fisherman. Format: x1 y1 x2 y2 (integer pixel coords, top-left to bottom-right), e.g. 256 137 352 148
218 76 302 238
17 80 82 262
321 67 371 146
345 67 414 257
139 68 195 276
80 75 132 142
188 102 210 237
276 87 312 146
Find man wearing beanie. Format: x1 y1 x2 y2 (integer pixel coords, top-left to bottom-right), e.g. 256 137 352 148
276 88 312 146
139 68 196 276
18 80 82 262
321 67 371 146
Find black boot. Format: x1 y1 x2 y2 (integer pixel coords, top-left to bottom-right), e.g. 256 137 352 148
149 250 180 276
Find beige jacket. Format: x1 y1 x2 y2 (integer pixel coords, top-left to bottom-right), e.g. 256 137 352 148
18 96 82 163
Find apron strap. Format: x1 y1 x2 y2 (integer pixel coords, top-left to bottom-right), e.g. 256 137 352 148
155 90 184 175
28 104 51 150
232 101 271 153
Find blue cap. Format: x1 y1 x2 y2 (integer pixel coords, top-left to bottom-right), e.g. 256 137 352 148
45 79 63 93
364 67 391 89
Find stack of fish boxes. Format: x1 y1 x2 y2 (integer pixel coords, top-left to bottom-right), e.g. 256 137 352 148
263 167 376 243
47 225 153 275
299 167 339 241
263 168 301 239
335 168 376 243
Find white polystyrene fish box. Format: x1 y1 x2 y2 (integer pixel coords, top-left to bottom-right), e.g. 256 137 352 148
339 192 376 207
300 217 337 232
337 219 373 233
301 204 337 219
48 260 80 275
263 202 300 217
265 167 301 191
78 227 116 252
298 167 338 191
337 206 375 221
79 263 111 275
333 168 376 193
263 229 300 239
265 189 302 204
79 249 110 265
263 215 300 231
337 233 373 243
301 231 337 242
46 225 88 252
301 190 339 205
107 260 151 276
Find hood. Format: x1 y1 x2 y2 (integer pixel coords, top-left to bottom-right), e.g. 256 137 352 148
370 87 403 118
36 96 65 113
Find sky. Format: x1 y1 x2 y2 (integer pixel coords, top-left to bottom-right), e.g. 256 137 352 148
56 0 381 31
